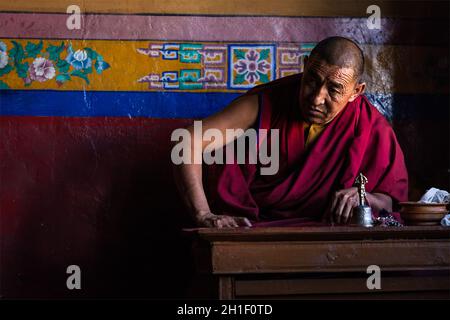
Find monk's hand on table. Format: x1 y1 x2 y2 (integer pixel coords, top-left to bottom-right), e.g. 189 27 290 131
330 187 359 224
195 212 252 228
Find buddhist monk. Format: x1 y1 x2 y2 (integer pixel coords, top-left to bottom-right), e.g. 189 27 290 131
172 36 408 228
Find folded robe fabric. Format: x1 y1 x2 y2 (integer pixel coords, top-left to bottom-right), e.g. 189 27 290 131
206 73 408 225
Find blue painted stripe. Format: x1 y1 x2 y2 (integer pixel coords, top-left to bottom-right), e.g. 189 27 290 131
0 90 241 118
0 90 448 119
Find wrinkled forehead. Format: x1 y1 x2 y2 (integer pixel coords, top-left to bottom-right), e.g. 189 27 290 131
305 56 356 85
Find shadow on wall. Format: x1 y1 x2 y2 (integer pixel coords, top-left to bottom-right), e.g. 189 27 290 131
388 23 450 200
0 117 195 298
363 5 450 200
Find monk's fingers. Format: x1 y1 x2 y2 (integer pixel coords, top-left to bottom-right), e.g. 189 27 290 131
214 218 224 228
346 195 360 223
333 198 343 224
221 217 233 228
330 191 341 214
342 198 355 224
235 217 252 227
209 215 251 228
331 187 358 212
227 218 239 228
348 196 359 223
335 193 352 224
340 201 351 224
216 216 240 228
224 217 239 228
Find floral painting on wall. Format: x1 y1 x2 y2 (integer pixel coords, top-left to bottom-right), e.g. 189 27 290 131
0 40 110 89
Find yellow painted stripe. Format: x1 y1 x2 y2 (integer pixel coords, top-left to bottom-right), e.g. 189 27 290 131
0 38 447 94
0 0 447 18
0 39 236 93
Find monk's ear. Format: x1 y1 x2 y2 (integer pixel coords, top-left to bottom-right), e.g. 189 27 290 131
348 82 366 102
303 55 310 71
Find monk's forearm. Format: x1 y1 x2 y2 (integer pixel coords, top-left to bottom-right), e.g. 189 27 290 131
366 192 393 212
173 163 211 220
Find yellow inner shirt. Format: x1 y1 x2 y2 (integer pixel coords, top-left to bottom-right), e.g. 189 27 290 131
302 111 342 148
303 122 327 148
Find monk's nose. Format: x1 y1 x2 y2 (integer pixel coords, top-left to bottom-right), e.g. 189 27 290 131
311 84 327 106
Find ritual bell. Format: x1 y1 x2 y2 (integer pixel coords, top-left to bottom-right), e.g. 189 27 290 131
351 173 374 227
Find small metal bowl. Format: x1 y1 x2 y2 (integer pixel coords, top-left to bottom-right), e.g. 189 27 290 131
399 202 449 226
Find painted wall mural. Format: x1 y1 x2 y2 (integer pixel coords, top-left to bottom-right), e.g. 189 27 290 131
136 42 311 91
2 37 448 119
0 39 310 92
0 40 110 89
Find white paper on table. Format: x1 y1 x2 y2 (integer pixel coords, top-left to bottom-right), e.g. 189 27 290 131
419 187 449 204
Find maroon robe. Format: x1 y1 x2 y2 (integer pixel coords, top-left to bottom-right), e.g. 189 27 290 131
206 74 408 227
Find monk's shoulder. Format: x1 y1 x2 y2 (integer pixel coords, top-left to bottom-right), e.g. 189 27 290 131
358 95 392 129
356 96 398 144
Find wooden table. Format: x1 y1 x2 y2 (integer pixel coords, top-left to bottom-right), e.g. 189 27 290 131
185 226 450 299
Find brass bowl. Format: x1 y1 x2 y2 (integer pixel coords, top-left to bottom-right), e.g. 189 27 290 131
399 202 448 226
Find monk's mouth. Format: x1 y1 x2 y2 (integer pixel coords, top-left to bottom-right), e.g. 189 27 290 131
307 107 326 115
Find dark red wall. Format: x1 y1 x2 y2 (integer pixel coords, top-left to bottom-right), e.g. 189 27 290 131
0 116 196 298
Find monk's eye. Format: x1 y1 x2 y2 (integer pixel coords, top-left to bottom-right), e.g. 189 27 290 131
329 87 340 95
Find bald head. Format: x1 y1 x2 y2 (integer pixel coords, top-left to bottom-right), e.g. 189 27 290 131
299 36 367 125
308 36 365 80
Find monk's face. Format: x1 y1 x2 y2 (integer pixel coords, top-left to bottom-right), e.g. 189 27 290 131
299 57 364 125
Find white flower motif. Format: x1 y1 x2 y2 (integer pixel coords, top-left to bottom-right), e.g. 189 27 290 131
66 49 92 70
73 49 88 62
